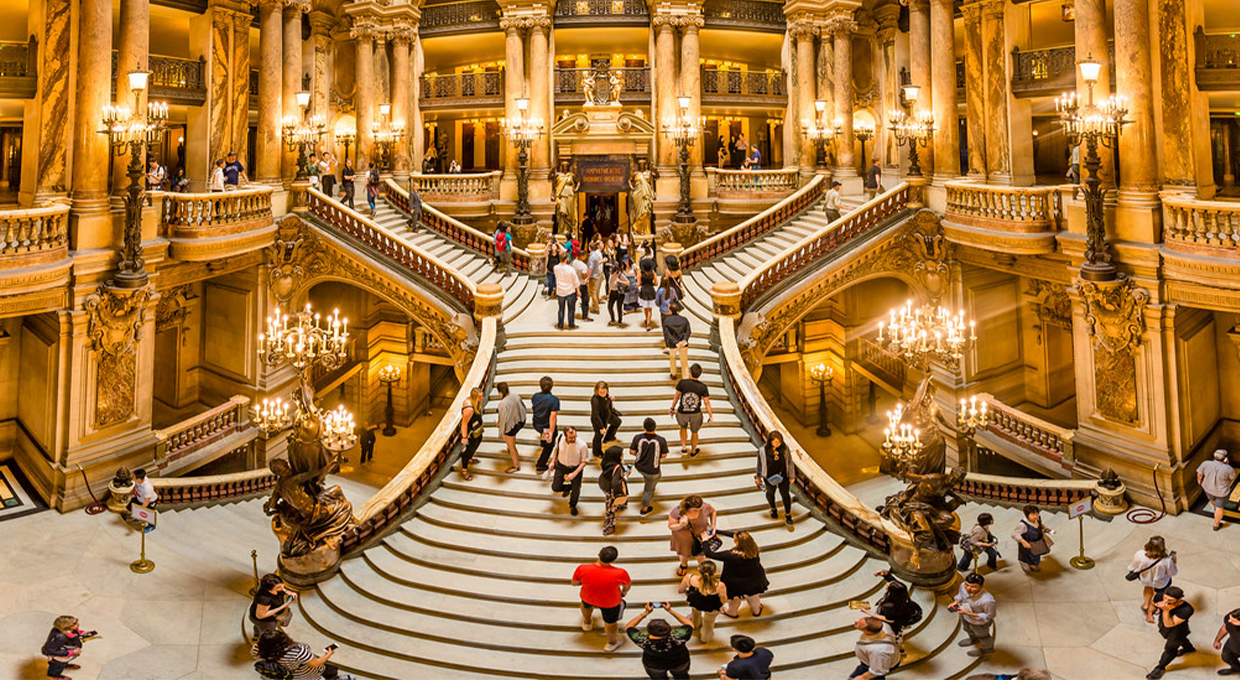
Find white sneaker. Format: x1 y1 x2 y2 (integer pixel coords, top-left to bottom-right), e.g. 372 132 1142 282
582 617 595 631
604 639 624 652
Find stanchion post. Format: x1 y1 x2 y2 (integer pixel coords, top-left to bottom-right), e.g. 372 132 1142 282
249 550 260 596
130 529 155 573
1068 497 1095 570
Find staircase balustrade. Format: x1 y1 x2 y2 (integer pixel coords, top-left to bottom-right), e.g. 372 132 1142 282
1163 194 1240 255
957 472 1096 508
944 181 1062 233
680 175 826 270
701 0 786 31
408 172 501 202
306 187 477 312
418 0 501 35
154 395 253 465
1194 28 1240 90
857 337 907 387
976 393 1075 466
708 168 799 196
384 178 532 273
163 186 274 231
151 465 276 505
419 70 504 106
0 38 36 97
738 184 911 310
342 317 498 554
554 67 651 101
0 202 69 262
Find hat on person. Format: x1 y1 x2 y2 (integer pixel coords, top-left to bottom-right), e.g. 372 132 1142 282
1215 448 1229 461
1163 586 1185 599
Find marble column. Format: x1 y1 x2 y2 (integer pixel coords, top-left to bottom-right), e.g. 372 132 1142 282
929 0 958 182
412 36 424 168
874 5 900 170
256 0 283 185
501 21 525 178
961 2 986 179
829 15 857 177
1153 0 1211 194
908 0 932 175
793 21 818 173
981 0 1013 183
282 4 304 183
231 11 251 160
390 24 413 178
113 0 150 200
353 22 376 171
309 11 334 136
69 0 113 240
1113 0 1160 234
653 19 677 172
19 0 72 206
528 21 551 173
816 35 834 166
1074 0 1112 189
680 20 704 174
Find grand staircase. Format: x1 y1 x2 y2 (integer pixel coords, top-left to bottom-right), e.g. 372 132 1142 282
293 194 981 679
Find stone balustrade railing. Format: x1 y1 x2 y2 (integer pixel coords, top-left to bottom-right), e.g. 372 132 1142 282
306 187 477 312
738 184 911 310
702 0 785 31
700 67 786 101
719 315 904 553
707 168 799 196
419 0 501 36
1163 194 1240 256
420 71 504 106
956 472 1096 508
163 186 274 231
0 202 69 262
384 178 531 273
976 393 1075 467
154 395 252 465
680 174 825 270
408 172 501 202
943 181 1062 233
554 67 651 101
342 317 497 555
151 465 276 505
857 336 907 387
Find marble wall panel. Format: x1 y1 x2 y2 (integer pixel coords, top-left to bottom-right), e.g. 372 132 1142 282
36 0 72 195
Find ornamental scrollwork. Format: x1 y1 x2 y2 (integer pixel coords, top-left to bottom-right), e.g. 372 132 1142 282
155 285 194 330
84 285 157 359
1076 276 1149 356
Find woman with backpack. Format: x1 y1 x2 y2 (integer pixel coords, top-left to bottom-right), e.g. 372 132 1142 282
365 166 381 216
493 223 513 274
870 569 923 638
252 629 342 679
248 573 296 637
598 445 629 536
1128 536 1178 624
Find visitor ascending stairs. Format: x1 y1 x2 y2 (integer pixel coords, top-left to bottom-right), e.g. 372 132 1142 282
296 258 979 678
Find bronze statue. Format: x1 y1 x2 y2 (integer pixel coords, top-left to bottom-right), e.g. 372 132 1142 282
628 158 655 237
264 456 354 558
554 160 580 237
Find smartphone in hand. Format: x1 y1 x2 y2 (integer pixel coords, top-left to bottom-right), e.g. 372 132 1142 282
325 643 339 652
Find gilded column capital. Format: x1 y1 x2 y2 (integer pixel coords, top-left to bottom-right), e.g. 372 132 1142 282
979 0 1006 19
824 11 858 36
499 13 551 30
787 17 821 39
307 9 336 36
281 0 310 13
906 0 930 11
388 20 418 44
652 12 704 28
960 0 984 21
350 17 381 40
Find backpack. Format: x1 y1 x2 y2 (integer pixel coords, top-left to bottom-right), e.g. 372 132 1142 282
495 230 507 253
896 599 923 630
253 660 294 680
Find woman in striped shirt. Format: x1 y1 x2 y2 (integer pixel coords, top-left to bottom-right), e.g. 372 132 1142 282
252 630 341 679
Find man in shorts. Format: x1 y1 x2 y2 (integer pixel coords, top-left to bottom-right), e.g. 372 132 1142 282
572 546 632 652
669 363 713 457
1197 448 1238 531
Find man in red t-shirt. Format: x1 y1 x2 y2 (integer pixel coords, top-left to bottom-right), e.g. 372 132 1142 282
572 545 632 652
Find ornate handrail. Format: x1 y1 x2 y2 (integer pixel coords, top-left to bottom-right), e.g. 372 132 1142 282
0 202 70 258
384 178 531 273
700 66 786 99
0 39 35 77
702 0 785 31
151 467 276 505
975 392 1075 466
738 184 911 310
342 316 497 554
419 0 502 36
857 337 907 387
163 186 274 231
111 51 207 104
943 181 1062 233
554 0 648 20
420 70 504 105
719 315 905 552
408 172 502 201
554 67 651 101
680 174 825 270
305 187 477 312
154 395 253 464
1194 28 1240 68
708 168 799 195
957 472 1095 508
1163 194 1240 255
1011 42 1113 95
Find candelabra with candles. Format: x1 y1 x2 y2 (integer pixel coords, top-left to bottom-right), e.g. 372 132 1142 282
662 95 701 225
282 91 327 182
887 85 935 177
378 363 401 436
882 402 923 467
876 299 976 369
334 128 356 164
957 395 990 435
99 70 168 289
810 362 835 437
501 97 545 226
253 302 357 454
801 100 839 171
1056 56 1129 282
854 123 876 169
372 103 405 172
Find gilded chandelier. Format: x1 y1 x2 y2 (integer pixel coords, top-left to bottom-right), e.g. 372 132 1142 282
882 403 923 464
957 395 991 435
876 299 976 367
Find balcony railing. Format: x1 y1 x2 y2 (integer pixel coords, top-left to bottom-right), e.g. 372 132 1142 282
554 67 650 104
385 178 532 273
553 0 649 25
1011 42 1112 98
409 172 501 202
975 393 1075 467
420 0 502 36
154 395 253 467
702 0 785 32
163 186 276 262
700 67 786 105
856 336 906 389
707 168 799 198
956 472 1096 508
942 182 1062 255
1195 28 1240 91
0 39 36 98
681 175 825 270
111 52 207 106
0 202 69 260
420 70 504 108
1163 194 1240 257
151 466 276 505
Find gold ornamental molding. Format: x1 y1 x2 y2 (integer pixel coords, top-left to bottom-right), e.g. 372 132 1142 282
84 285 157 359
1076 276 1149 356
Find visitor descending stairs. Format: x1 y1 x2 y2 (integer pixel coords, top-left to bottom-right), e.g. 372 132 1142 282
295 202 979 679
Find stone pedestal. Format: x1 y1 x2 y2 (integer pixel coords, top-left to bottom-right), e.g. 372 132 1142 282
107 480 134 513
526 242 547 277
1094 483 1128 515
906 176 928 209
888 535 959 588
278 542 342 587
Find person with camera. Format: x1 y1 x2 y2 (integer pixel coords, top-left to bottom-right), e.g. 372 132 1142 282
1127 536 1178 624
252 629 344 679
625 602 694 680
41 615 96 680
249 573 297 638
951 572 997 658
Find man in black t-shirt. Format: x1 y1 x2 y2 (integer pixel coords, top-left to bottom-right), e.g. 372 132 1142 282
721 634 774 679
864 159 881 200
1214 608 1240 675
669 363 713 458
625 603 694 679
630 417 669 516
1148 586 1195 679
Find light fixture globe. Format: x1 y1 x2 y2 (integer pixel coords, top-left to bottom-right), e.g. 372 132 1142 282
295 90 312 109
1077 57 1102 84
902 84 920 105
127 70 150 93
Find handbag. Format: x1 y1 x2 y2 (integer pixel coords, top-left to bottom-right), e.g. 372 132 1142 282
1028 535 1052 557
1126 557 1166 582
767 473 785 486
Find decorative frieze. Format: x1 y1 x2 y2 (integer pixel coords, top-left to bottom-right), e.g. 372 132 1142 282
1076 276 1150 424
84 285 156 429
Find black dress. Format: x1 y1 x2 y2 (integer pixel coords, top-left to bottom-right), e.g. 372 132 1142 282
685 583 724 612
705 546 769 599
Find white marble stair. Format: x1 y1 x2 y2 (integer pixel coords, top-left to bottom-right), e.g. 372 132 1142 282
298 291 979 679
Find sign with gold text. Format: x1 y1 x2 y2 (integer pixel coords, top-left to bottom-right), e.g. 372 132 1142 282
576 156 631 193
